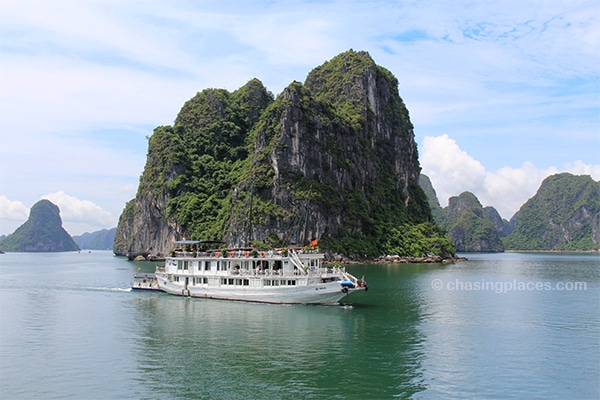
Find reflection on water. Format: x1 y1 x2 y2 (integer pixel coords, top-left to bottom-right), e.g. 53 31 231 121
417 253 600 399
131 284 427 399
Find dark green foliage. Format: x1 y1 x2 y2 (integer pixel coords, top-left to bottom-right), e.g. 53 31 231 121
431 191 505 252
320 222 454 258
139 80 274 239
450 209 504 252
385 222 455 258
304 49 412 133
0 200 79 252
503 173 599 250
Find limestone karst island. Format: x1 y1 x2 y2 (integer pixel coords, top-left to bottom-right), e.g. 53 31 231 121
114 50 455 262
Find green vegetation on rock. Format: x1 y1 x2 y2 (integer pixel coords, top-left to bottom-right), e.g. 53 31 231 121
420 173 599 252
503 173 599 250
444 192 504 252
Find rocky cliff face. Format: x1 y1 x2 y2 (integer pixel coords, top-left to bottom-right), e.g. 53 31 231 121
504 173 599 250
444 192 505 252
419 181 508 252
115 50 433 258
114 79 273 258
114 193 184 259
224 51 429 249
419 174 447 225
0 199 80 252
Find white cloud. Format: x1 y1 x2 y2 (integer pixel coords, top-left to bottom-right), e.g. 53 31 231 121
0 196 29 221
482 163 559 218
41 191 114 230
420 134 487 202
563 161 600 178
421 135 600 220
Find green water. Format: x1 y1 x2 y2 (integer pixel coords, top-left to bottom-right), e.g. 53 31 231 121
0 251 598 399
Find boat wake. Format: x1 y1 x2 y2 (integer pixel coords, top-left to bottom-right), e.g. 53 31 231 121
79 286 132 293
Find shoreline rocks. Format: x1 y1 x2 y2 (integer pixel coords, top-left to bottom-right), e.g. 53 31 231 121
324 253 467 265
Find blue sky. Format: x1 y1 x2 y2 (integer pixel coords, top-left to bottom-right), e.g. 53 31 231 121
0 0 598 236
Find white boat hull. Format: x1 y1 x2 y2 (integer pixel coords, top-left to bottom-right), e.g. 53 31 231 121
156 274 361 305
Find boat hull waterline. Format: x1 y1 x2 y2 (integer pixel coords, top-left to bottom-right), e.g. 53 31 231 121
156 275 362 305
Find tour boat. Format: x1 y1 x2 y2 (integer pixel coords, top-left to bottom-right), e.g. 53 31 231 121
153 240 368 305
131 272 161 291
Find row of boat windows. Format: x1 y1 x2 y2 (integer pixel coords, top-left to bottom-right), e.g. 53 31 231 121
216 278 297 286
171 276 297 286
218 279 297 286
265 279 297 286
176 260 282 271
216 279 297 286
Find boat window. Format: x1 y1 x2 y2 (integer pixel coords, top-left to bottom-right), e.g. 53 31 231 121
243 279 249 286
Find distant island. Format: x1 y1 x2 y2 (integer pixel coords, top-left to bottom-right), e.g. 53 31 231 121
0 199 80 252
420 173 599 252
73 228 116 250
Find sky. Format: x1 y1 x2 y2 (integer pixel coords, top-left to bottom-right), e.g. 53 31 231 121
0 0 598 236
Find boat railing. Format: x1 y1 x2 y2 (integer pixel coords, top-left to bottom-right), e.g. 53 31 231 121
229 269 309 277
171 248 323 259
160 264 345 278
162 268 311 277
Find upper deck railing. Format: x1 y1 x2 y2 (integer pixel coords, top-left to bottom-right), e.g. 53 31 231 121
170 248 322 259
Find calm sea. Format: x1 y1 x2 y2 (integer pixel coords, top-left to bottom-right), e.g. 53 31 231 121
0 251 598 399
